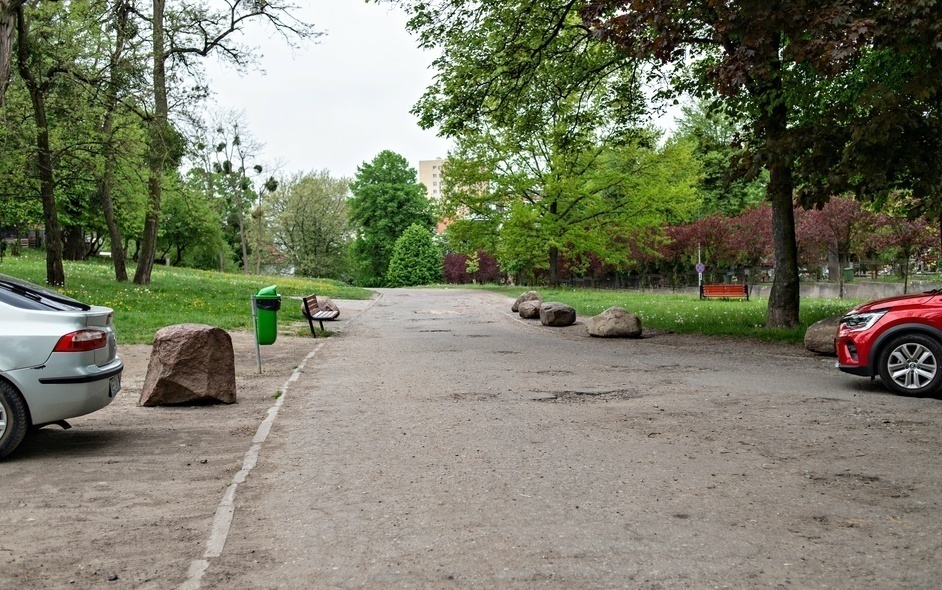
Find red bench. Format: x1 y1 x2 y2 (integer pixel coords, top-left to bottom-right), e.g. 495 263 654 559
700 284 749 300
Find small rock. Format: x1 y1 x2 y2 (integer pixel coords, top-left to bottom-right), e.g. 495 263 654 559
804 314 841 355
540 302 576 327
512 291 541 313
587 306 643 338
518 300 541 319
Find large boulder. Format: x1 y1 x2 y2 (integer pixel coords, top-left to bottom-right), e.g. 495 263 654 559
512 290 541 313
300 295 340 319
805 314 841 356
540 302 576 327
139 324 237 406
587 306 643 338
518 300 542 319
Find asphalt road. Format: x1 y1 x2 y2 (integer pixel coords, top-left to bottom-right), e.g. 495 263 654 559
2 288 940 589
196 288 942 589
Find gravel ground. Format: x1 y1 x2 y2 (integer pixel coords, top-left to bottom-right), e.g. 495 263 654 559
2 288 941 589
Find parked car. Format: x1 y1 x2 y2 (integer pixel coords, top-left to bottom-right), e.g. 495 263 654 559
0 273 122 459
835 291 942 396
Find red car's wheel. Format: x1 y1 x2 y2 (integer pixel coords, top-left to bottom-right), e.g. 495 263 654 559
879 333 942 397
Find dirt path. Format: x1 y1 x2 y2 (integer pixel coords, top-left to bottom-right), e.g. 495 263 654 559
2 289 941 589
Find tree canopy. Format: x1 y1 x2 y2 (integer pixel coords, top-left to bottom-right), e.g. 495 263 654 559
348 150 435 287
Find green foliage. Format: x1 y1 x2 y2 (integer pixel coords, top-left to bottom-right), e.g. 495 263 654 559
445 129 700 281
348 151 434 286
385 224 442 287
267 170 352 280
674 101 767 217
158 172 230 269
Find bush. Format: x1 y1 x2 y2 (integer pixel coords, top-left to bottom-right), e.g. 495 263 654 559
385 225 443 287
443 250 502 284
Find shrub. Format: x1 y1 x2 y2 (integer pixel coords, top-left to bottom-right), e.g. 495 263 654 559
386 224 443 287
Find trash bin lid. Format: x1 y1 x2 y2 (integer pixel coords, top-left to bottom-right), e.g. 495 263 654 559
256 285 279 299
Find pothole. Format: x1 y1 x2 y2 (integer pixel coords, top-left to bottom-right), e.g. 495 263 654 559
535 389 641 402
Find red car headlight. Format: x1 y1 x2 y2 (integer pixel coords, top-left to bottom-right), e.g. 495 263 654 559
840 309 888 332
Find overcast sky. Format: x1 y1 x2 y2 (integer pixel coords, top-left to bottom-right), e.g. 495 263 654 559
204 0 451 180
203 1 680 182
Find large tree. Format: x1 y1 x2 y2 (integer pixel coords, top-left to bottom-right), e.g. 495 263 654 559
394 1 691 284
582 1 942 327
348 150 434 287
445 129 699 284
267 170 351 280
133 0 315 286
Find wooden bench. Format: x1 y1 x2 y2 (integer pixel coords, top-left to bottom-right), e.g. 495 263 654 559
302 294 339 336
700 284 749 300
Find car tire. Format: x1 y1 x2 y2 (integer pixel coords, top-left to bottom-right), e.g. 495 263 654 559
0 380 29 459
878 333 942 397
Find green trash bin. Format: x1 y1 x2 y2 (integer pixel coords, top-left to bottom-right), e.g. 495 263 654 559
254 285 281 345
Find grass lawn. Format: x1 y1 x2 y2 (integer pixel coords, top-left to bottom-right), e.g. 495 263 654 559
0 252 373 344
2 250 867 346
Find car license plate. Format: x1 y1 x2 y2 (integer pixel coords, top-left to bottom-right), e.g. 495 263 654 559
109 374 121 397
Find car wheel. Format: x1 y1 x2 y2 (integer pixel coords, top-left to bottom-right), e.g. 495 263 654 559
0 380 29 459
879 333 942 397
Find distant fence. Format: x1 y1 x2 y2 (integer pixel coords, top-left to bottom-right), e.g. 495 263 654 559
542 273 940 301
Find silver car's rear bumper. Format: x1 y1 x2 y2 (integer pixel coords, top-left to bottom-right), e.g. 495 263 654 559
3 356 123 425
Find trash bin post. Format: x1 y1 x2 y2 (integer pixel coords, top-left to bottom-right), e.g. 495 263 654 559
251 295 262 373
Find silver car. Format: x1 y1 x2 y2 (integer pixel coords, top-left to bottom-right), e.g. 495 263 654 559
0 273 122 459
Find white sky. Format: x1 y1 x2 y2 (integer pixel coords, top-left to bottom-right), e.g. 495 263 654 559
203 0 451 180
202 1 680 182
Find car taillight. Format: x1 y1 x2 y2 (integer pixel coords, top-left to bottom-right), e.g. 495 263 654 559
53 330 108 352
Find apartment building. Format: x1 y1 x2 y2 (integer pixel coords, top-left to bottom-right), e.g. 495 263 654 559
418 158 447 233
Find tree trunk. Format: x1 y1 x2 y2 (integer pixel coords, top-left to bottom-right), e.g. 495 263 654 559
63 225 86 260
761 53 800 329
765 144 800 328
98 0 132 282
134 0 168 286
99 166 128 280
548 199 559 286
16 6 64 286
0 1 25 110
549 245 559 286
237 205 248 273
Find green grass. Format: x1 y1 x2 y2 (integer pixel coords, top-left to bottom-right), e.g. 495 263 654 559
478 285 862 344
0 252 373 344
2 251 866 346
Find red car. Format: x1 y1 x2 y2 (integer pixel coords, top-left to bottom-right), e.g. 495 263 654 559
836 291 942 396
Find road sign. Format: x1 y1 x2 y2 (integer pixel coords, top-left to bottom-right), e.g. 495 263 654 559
695 263 705 273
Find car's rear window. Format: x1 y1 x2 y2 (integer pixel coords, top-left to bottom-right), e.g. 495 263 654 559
0 274 90 311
